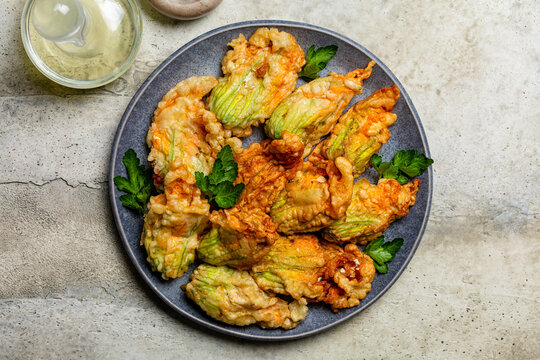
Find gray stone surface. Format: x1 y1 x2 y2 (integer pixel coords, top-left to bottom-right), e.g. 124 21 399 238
1 0 539 359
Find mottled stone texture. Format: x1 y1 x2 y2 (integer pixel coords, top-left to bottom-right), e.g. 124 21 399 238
0 0 538 359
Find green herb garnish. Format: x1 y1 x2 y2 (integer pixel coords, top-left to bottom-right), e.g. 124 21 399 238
364 236 404 274
114 149 153 213
371 150 433 185
195 145 245 209
298 44 338 81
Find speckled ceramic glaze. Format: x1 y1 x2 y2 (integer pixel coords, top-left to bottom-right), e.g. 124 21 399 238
109 20 432 341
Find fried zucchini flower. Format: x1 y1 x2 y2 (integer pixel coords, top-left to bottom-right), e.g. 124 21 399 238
185 264 308 329
197 207 279 269
142 76 242 280
207 28 305 137
141 166 209 280
323 178 420 244
251 235 375 311
322 85 400 176
197 132 305 268
270 152 354 234
265 61 375 153
147 76 242 185
235 130 304 211
142 216 199 281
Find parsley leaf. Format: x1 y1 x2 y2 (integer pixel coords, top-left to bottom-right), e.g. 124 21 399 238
208 145 237 185
114 149 153 213
371 150 433 184
195 171 210 194
214 182 245 208
119 193 144 213
195 145 244 209
364 236 404 274
298 45 338 81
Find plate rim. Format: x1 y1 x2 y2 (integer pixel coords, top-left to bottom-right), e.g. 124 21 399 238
109 20 433 341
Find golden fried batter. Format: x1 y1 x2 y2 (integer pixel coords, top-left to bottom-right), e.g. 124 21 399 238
251 235 375 311
322 85 400 176
251 235 328 300
147 76 241 184
235 130 304 211
208 28 305 137
197 132 305 268
270 151 354 234
185 264 308 329
323 178 420 244
198 207 279 269
265 62 375 154
143 77 241 279
142 194 200 280
142 171 207 279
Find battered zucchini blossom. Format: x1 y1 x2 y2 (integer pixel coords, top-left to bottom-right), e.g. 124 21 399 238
197 207 279 269
142 171 207 280
323 178 420 244
185 264 308 329
147 76 241 183
270 151 354 234
208 28 305 137
265 61 375 154
251 235 376 311
322 85 400 176
143 76 241 279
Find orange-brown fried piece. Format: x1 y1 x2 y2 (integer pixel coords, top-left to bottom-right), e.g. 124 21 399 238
197 207 279 269
147 76 241 184
197 132 305 268
265 62 375 154
235 130 304 211
143 77 242 280
251 235 375 311
322 85 400 176
323 178 420 244
270 150 354 234
185 264 308 329
142 166 210 280
208 28 305 137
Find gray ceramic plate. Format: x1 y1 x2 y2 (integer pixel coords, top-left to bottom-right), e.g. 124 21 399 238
109 20 432 341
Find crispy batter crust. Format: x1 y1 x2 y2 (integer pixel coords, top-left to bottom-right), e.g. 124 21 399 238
143 76 241 279
235 130 304 212
270 150 354 234
198 131 305 269
324 178 420 244
186 264 308 329
208 28 305 136
265 62 375 154
322 85 400 176
252 235 375 311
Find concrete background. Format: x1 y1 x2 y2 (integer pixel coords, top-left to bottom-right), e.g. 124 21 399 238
1 0 539 358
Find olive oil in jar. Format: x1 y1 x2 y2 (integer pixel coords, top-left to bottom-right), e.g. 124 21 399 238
29 0 137 81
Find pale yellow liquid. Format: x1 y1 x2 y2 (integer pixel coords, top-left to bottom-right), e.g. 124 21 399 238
30 0 136 81
32 0 82 40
